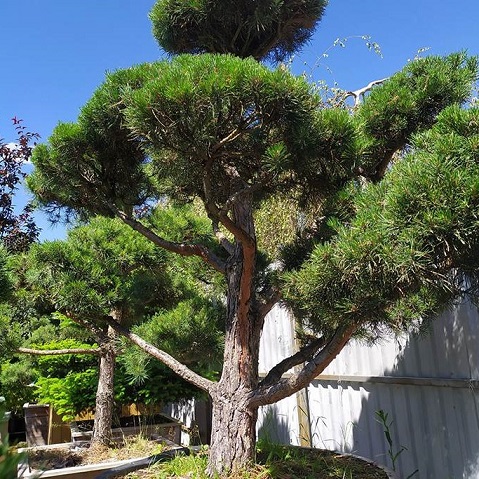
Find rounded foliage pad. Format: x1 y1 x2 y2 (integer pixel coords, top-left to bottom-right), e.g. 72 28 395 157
150 0 328 62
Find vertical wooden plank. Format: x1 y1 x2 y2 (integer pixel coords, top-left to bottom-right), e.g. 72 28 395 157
296 387 312 447
47 405 53 445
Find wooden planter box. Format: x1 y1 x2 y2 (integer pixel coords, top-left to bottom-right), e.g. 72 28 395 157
70 413 181 444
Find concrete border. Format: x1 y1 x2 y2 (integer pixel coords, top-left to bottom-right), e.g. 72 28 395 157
21 441 188 479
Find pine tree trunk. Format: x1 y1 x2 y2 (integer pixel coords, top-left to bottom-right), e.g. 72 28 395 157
206 190 262 476
91 326 117 446
207 393 258 476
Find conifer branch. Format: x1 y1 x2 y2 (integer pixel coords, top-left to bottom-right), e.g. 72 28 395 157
250 323 357 407
111 204 226 274
258 336 326 389
105 317 216 394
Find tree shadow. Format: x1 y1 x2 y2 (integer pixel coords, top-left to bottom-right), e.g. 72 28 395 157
350 298 479 478
257 403 292 444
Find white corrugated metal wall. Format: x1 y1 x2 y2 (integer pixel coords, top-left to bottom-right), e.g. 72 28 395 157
257 298 479 478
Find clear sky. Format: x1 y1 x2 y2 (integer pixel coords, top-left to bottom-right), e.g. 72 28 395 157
1 0 478 241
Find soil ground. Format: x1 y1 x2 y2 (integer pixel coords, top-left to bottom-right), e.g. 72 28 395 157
25 439 391 478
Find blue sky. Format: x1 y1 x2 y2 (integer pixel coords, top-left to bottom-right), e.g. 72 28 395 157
1 0 478 241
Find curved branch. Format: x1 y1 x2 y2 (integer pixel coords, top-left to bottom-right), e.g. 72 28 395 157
18 347 101 356
250 323 357 407
111 205 226 274
258 336 325 389
105 317 216 394
202 160 255 248
346 78 388 107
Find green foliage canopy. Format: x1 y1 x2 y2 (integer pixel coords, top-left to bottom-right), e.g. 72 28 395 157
283 105 479 338
27 51 479 343
355 53 478 181
150 0 328 62
25 217 170 322
29 54 338 216
29 53 477 226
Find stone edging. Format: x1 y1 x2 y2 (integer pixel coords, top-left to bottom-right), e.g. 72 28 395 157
339 452 399 479
21 442 188 479
282 446 399 479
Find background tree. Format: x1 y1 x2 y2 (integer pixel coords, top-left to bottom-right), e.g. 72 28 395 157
27 0 479 475
0 118 39 357
0 247 11 303
4 215 222 444
0 118 39 252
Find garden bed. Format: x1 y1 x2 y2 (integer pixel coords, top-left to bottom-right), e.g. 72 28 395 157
117 445 397 478
70 413 181 444
22 436 187 479
19 438 397 479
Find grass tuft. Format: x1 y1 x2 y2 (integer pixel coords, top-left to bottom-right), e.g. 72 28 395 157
122 440 389 478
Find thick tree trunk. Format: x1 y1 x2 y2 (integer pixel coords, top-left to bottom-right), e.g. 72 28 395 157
207 393 258 476
91 326 117 446
206 190 262 476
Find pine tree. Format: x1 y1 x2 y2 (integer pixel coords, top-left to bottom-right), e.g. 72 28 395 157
27 0 479 475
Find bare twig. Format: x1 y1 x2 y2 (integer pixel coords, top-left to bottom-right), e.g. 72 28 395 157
210 127 242 154
346 78 388 107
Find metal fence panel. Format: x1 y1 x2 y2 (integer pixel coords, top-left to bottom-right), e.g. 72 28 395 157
258 298 479 478
257 395 301 446
164 298 479 477
259 303 295 372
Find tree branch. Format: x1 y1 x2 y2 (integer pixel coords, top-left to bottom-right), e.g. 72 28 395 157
346 78 388 107
257 288 281 320
110 204 226 274
66 313 109 343
202 160 255 248
210 127 243 155
212 218 235 255
258 336 325 389
105 317 216 394
18 347 101 356
250 323 357 407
